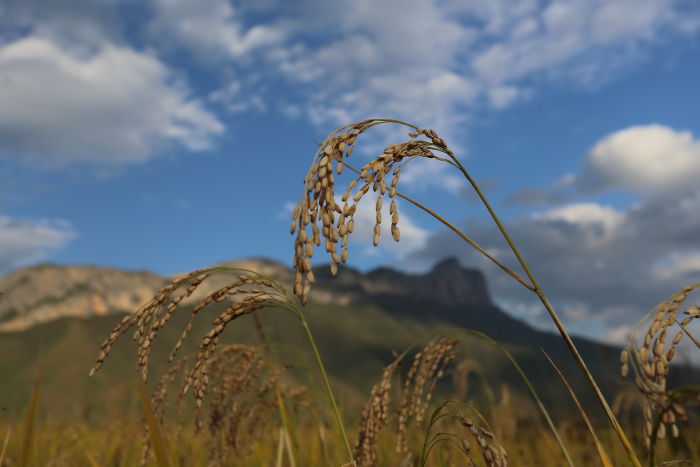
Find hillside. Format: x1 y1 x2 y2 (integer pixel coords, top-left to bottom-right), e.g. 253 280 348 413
0 257 638 421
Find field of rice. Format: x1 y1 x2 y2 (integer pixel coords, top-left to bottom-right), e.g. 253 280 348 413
1 119 698 466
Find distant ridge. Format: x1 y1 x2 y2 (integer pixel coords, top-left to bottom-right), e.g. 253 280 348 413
1 256 669 417
0 256 618 365
0 256 495 332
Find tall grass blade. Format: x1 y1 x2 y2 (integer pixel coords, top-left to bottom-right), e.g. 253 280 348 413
138 382 171 467
447 328 575 467
542 349 613 467
83 449 102 467
275 427 285 467
19 379 40 467
283 426 297 467
0 425 10 467
676 320 700 349
449 141 642 467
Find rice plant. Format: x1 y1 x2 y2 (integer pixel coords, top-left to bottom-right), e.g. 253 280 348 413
72 118 700 466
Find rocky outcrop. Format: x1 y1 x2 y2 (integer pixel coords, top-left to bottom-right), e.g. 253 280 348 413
0 256 492 332
0 263 167 332
312 257 492 307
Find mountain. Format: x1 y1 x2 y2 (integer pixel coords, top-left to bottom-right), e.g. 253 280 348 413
0 257 643 419
0 257 494 332
0 263 166 332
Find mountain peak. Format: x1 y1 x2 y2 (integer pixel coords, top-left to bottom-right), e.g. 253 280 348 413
430 257 463 274
362 258 492 307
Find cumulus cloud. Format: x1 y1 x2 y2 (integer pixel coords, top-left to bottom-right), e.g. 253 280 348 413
149 0 283 60
0 216 76 271
469 0 699 88
411 124 700 339
266 0 699 138
215 0 698 196
0 36 224 166
3 0 696 182
410 194 699 337
580 124 700 193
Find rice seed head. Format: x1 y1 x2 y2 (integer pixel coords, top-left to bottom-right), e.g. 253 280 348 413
141 344 307 465
91 268 291 394
353 358 401 467
291 119 452 303
456 415 507 467
622 281 700 449
396 338 458 454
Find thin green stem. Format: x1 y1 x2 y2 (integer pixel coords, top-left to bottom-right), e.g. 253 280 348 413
447 155 642 467
0 425 10 467
292 305 354 463
395 191 535 291
446 329 574 467
420 401 452 466
543 349 612 467
676 320 700 349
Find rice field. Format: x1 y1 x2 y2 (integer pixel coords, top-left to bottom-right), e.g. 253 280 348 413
1 119 698 466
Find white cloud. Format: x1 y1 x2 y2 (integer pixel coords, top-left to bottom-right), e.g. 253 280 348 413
2 0 696 175
470 0 698 88
345 193 429 257
411 187 700 341
0 36 224 166
652 252 700 282
487 85 523 109
581 125 700 193
0 216 76 271
246 0 699 197
399 158 464 195
531 203 624 244
603 324 632 345
149 0 283 60
268 0 480 143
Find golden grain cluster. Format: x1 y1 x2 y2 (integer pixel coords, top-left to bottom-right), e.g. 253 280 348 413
290 120 452 305
620 282 700 448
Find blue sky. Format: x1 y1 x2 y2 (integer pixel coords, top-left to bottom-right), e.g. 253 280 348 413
1 0 700 343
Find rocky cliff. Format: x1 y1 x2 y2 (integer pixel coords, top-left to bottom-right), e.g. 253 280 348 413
0 257 493 332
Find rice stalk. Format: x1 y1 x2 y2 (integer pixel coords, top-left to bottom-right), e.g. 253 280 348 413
138 382 171 467
140 343 307 466
295 118 640 466
542 349 613 467
444 327 574 466
19 379 40 467
419 401 507 467
352 338 457 467
283 425 297 467
275 427 285 467
395 338 458 454
0 425 10 467
620 283 700 459
91 266 353 462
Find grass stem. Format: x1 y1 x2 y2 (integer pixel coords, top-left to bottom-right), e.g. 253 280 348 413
447 154 642 467
292 304 354 463
20 379 40 467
